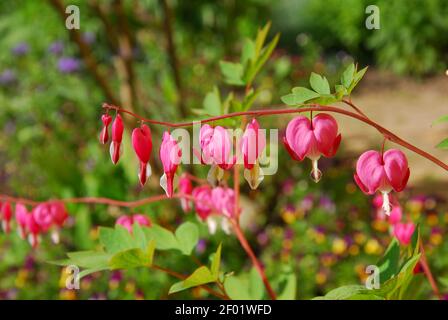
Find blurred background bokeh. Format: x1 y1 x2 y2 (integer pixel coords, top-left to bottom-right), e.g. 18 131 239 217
0 0 448 299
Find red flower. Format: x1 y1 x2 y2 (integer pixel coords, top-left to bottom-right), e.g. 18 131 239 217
132 124 153 186
110 114 124 164
100 114 112 144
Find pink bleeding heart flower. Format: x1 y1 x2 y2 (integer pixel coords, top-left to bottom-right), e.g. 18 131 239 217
27 212 41 248
116 215 133 232
110 114 124 164
1 202 13 233
284 114 341 182
388 206 403 225
132 124 153 186
179 174 193 212
49 202 68 244
240 119 266 189
354 149 410 215
100 114 112 144
132 214 151 227
32 203 53 232
159 131 182 198
393 222 415 246
192 186 213 221
211 187 236 218
15 203 29 239
198 125 235 184
116 214 151 233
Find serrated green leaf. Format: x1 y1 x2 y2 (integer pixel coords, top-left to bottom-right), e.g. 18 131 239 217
341 63 355 88
203 87 221 116
219 61 245 86
436 138 448 149
377 238 400 282
99 226 137 254
281 87 322 105
310 72 330 94
169 266 215 294
280 93 297 105
348 66 368 93
175 222 199 255
109 240 155 270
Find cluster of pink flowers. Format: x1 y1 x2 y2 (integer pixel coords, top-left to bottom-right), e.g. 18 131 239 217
101 111 411 222
100 112 182 198
373 195 415 246
0 201 69 248
115 214 151 233
178 175 237 234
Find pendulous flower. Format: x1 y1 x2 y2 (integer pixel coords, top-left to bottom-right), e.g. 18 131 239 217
116 214 151 233
159 131 182 197
240 119 266 189
179 174 193 212
132 124 153 186
393 222 415 246
15 203 29 239
1 202 12 233
198 125 235 184
284 114 341 182
110 114 124 165
100 114 112 145
354 149 410 215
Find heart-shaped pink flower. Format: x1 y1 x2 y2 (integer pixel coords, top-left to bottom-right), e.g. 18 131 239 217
393 222 415 245
284 113 341 182
159 131 182 197
1 202 12 233
100 114 112 144
15 203 29 239
354 149 410 215
132 124 153 186
110 114 124 164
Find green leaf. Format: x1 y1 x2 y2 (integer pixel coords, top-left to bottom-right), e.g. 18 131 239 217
348 66 368 93
254 22 271 58
99 226 136 254
203 87 221 116
281 87 320 105
241 89 259 112
316 285 370 300
277 272 297 300
224 268 264 300
245 33 280 85
109 240 155 270
309 72 330 95
219 61 245 86
78 267 109 279
143 224 178 251
436 138 448 149
210 243 222 277
377 238 400 282
169 266 215 294
175 222 199 255
132 223 147 250
341 63 355 88
335 84 347 100
241 39 255 67
168 244 222 295
66 251 111 269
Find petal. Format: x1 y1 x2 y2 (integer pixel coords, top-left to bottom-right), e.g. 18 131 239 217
285 116 313 160
313 114 339 157
383 149 409 192
355 150 385 193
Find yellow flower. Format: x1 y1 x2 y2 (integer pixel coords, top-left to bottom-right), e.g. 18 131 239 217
332 238 347 255
316 272 327 285
430 233 442 246
426 214 439 227
349 244 360 256
364 239 381 255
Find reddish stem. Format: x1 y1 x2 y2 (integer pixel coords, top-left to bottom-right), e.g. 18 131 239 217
103 103 448 171
230 219 277 300
418 239 442 300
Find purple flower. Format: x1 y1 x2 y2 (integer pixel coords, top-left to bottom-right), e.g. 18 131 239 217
0 69 17 85
58 57 80 73
12 42 29 56
48 41 64 55
319 195 336 213
196 239 207 254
